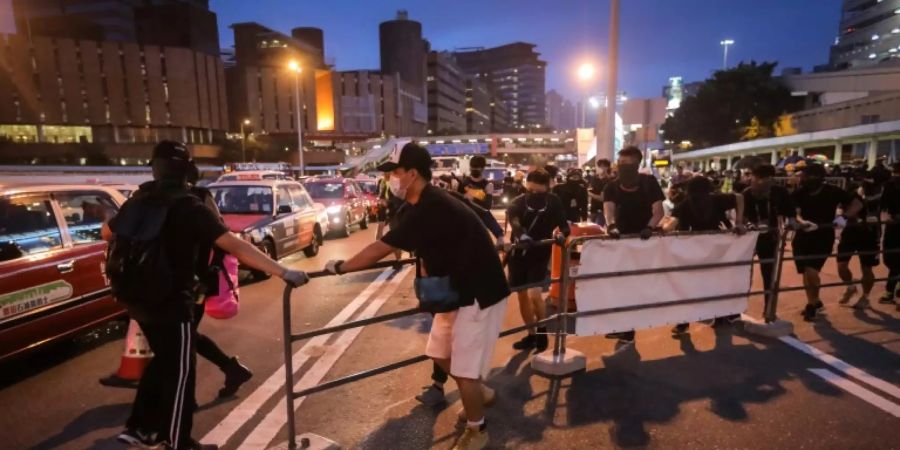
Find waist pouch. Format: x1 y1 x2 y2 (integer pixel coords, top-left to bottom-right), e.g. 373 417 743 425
413 257 461 313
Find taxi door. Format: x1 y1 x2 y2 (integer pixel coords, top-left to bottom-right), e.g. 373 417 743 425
288 184 316 248
273 185 299 256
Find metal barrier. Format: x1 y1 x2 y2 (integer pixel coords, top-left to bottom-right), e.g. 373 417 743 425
276 221 900 448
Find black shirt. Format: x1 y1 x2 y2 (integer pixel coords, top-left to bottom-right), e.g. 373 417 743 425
742 185 794 229
552 181 588 222
791 183 854 225
459 177 493 210
382 185 509 309
589 176 611 213
603 174 666 234
672 193 737 231
881 178 900 217
507 192 570 244
111 182 229 324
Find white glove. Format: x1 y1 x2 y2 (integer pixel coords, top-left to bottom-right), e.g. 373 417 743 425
519 233 533 242
800 220 818 232
325 260 344 275
282 270 309 287
833 216 848 229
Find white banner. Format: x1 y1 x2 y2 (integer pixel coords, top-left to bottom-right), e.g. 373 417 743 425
573 232 759 335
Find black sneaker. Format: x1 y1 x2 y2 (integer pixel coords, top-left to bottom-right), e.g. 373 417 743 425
117 428 161 449
512 334 536 350
878 292 896 304
534 328 549 352
801 303 823 321
218 357 253 398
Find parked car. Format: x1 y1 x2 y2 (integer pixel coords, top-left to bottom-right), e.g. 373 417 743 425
303 178 369 237
0 184 128 361
356 179 380 221
208 178 323 279
216 170 292 182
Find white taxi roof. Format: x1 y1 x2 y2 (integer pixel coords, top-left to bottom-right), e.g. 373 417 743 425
0 183 128 203
207 179 301 189
217 170 289 181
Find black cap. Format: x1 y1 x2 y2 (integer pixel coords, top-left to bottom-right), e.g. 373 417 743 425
149 140 192 165
376 142 432 177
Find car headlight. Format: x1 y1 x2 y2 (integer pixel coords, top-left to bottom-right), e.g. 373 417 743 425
502 196 509 204
326 205 343 214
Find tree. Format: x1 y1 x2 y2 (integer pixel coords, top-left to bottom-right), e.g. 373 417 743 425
661 61 803 150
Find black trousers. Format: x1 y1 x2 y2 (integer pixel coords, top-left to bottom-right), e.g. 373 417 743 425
756 232 779 312
194 303 231 370
428 311 449 384
127 321 196 449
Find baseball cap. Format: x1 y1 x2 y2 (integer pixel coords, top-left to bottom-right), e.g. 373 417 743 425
148 140 192 165
376 142 432 177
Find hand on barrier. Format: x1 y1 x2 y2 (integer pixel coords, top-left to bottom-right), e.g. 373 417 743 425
607 224 621 239
799 220 818 232
283 270 310 287
325 260 345 275
733 224 747 236
639 227 654 240
833 215 848 229
518 234 534 246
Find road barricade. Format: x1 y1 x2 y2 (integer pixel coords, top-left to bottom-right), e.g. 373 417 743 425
99 319 153 388
549 222 604 312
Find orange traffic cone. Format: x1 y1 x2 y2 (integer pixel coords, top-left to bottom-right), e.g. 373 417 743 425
99 319 153 388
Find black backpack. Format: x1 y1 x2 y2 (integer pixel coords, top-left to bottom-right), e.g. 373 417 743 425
106 192 192 306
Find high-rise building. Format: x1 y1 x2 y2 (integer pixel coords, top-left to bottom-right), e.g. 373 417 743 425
546 89 576 131
830 0 900 70
379 11 428 99
465 77 491 134
491 98 511 132
427 51 466 134
453 43 547 129
134 1 220 55
334 70 427 137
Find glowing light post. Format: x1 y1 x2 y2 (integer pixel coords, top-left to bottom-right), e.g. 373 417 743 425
240 118 250 162
720 39 735 70
577 62 596 128
288 60 305 176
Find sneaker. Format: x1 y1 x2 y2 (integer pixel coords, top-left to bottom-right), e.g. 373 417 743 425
802 302 823 321
415 384 446 406
512 334 536 350
839 286 858 304
851 297 870 310
117 428 161 449
878 292 896 304
453 426 488 450
670 323 689 337
605 331 635 343
218 357 253 398
534 327 549 352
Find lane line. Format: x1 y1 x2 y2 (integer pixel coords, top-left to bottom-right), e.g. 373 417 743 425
202 268 394 447
780 336 900 400
807 369 900 418
237 265 414 450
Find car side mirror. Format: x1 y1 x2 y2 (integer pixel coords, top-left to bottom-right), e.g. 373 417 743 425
277 204 294 215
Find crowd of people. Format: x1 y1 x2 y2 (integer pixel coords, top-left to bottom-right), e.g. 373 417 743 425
104 140 900 450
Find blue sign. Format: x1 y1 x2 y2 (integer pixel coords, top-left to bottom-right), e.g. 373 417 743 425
425 143 489 156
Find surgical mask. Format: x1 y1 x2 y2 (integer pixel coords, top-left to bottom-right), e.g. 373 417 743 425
470 169 483 179
618 163 640 186
389 173 409 198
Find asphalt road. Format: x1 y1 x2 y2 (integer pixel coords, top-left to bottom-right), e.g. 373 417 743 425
0 225 898 450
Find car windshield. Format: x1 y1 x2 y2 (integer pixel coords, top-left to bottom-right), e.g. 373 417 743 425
305 182 345 199
357 182 378 195
210 186 274 214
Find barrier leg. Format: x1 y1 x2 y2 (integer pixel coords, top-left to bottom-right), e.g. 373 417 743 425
270 284 340 450
743 229 794 338
532 240 586 377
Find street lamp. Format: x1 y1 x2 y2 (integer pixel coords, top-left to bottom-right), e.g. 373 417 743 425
240 118 250 162
576 62 597 128
287 60 304 176
720 39 735 70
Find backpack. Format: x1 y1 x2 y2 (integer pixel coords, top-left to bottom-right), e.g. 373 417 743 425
106 192 191 306
204 248 240 319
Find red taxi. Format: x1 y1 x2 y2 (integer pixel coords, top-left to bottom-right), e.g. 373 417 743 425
0 184 127 361
208 177 323 279
356 179 381 222
302 178 370 237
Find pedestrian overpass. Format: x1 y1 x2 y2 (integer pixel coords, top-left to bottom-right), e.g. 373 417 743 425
672 119 900 170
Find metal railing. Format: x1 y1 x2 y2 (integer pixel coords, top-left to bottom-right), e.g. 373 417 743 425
277 221 900 448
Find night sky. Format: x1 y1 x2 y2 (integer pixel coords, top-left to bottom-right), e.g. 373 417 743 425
0 0 843 100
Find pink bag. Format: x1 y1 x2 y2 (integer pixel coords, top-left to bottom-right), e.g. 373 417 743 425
204 250 240 319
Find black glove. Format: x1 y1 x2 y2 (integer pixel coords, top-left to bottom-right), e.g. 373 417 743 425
640 227 654 240
607 224 620 239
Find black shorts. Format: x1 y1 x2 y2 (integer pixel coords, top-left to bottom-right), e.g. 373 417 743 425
793 228 835 273
507 251 550 291
837 226 879 266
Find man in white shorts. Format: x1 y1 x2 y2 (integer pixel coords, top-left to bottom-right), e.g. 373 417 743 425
324 143 510 450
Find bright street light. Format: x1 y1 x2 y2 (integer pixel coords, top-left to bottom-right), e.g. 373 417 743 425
287 60 302 73
239 118 251 162
577 62 596 81
588 96 600 108
720 39 735 70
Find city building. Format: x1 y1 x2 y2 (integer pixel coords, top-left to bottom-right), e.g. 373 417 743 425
134 1 220 55
333 70 427 137
0 32 228 163
426 51 466 134
620 97 668 152
662 76 703 115
829 0 900 70
465 77 491 134
379 11 427 100
546 89 576 131
453 43 547 129
491 97 511 132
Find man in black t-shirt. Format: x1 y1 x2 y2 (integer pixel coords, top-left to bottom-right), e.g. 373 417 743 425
791 164 862 321
880 163 900 308
602 146 665 345
836 168 886 310
459 155 494 210
110 142 307 450
324 143 509 448
553 168 589 222
589 159 612 225
506 169 570 353
743 164 794 320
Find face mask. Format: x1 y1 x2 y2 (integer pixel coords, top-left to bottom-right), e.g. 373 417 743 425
801 178 824 191
470 169 483 179
618 163 640 185
389 173 410 198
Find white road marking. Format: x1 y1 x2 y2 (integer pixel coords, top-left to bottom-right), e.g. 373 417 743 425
780 336 900 400
202 268 394 447
237 265 414 450
807 369 900 418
